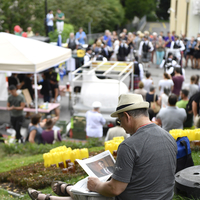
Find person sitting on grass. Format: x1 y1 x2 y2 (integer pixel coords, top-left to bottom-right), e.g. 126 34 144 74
26 114 45 144
42 117 62 144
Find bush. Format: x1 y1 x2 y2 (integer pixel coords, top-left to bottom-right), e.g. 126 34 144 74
1 138 104 155
48 23 74 43
147 12 158 22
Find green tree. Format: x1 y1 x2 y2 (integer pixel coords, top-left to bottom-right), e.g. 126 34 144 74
48 0 124 33
156 0 170 20
0 0 45 34
1 0 124 35
124 0 157 20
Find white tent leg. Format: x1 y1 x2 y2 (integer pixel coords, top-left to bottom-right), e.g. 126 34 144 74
34 73 38 113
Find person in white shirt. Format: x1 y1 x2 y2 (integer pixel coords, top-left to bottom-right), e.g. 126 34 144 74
170 35 185 64
86 101 106 138
84 46 92 65
158 72 174 95
138 35 154 66
142 72 153 92
46 10 54 34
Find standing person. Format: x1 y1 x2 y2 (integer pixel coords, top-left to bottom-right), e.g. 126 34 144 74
158 72 174 95
8 73 19 88
117 39 128 61
172 67 184 99
83 46 92 65
86 101 106 138
142 72 153 92
103 30 112 47
46 10 54 34
193 37 200 69
151 32 158 64
7 85 25 142
130 56 144 90
66 32 79 52
188 75 199 98
156 94 187 132
156 36 165 68
50 77 60 118
185 36 196 68
105 118 128 141
75 27 87 45
28 94 177 200
170 35 185 64
134 81 147 100
56 9 65 33
138 35 154 67
176 89 193 128
27 27 34 37
38 72 51 103
165 31 174 48
159 87 170 108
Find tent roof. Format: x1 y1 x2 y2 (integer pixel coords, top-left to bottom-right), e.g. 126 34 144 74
0 32 71 73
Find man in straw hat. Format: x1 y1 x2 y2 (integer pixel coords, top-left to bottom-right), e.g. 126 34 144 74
87 94 177 199
27 94 177 200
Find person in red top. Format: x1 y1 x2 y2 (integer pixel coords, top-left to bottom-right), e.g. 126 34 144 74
172 67 184 99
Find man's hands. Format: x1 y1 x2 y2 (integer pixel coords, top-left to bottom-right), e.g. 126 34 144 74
87 177 101 192
7 106 14 110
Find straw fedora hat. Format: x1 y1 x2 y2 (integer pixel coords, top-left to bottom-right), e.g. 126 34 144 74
111 94 149 117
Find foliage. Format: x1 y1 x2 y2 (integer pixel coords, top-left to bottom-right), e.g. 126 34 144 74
0 0 45 34
124 0 157 20
0 138 104 155
48 23 74 43
147 12 158 22
0 0 124 35
156 0 170 20
48 0 124 33
0 161 87 191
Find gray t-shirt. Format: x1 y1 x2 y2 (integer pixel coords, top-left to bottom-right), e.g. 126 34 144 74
8 94 25 117
156 106 187 132
112 123 177 200
189 84 199 99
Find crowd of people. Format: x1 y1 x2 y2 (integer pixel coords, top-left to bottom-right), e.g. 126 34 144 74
7 67 62 143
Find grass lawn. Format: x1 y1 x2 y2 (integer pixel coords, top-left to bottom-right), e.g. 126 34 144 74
0 145 200 199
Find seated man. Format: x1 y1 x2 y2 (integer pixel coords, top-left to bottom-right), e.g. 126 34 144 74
105 118 129 141
156 93 187 132
28 94 177 200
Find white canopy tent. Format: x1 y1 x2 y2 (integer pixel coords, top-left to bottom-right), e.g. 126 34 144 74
0 32 72 112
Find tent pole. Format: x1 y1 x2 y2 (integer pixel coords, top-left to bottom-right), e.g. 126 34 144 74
34 73 38 113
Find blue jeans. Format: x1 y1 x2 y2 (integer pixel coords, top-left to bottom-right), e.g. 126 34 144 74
156 51 165 65
48 26 54 33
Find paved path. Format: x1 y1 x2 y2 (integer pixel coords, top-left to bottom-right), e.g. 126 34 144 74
143 22 169 35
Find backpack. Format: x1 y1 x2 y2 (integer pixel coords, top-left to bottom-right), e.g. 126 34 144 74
142 42 150 53
176 136 194 173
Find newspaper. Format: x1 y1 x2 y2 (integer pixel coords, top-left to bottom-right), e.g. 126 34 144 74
70 150 115 197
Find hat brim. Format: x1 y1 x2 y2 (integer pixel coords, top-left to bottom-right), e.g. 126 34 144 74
111 102 149 117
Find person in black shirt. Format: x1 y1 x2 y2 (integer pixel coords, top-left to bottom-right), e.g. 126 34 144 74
8 74 19 88
38 73 51 102
50 77 60 118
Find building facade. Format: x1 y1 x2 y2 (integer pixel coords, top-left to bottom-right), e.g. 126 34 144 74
170 0 200 38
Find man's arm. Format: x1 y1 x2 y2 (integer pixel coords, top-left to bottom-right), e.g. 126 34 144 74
53 88 59 103
13 102 25 110
7 102 14 111
87 177 128 197
192 101 198 117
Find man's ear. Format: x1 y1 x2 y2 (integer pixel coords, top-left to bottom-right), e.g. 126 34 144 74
123 112 130 122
